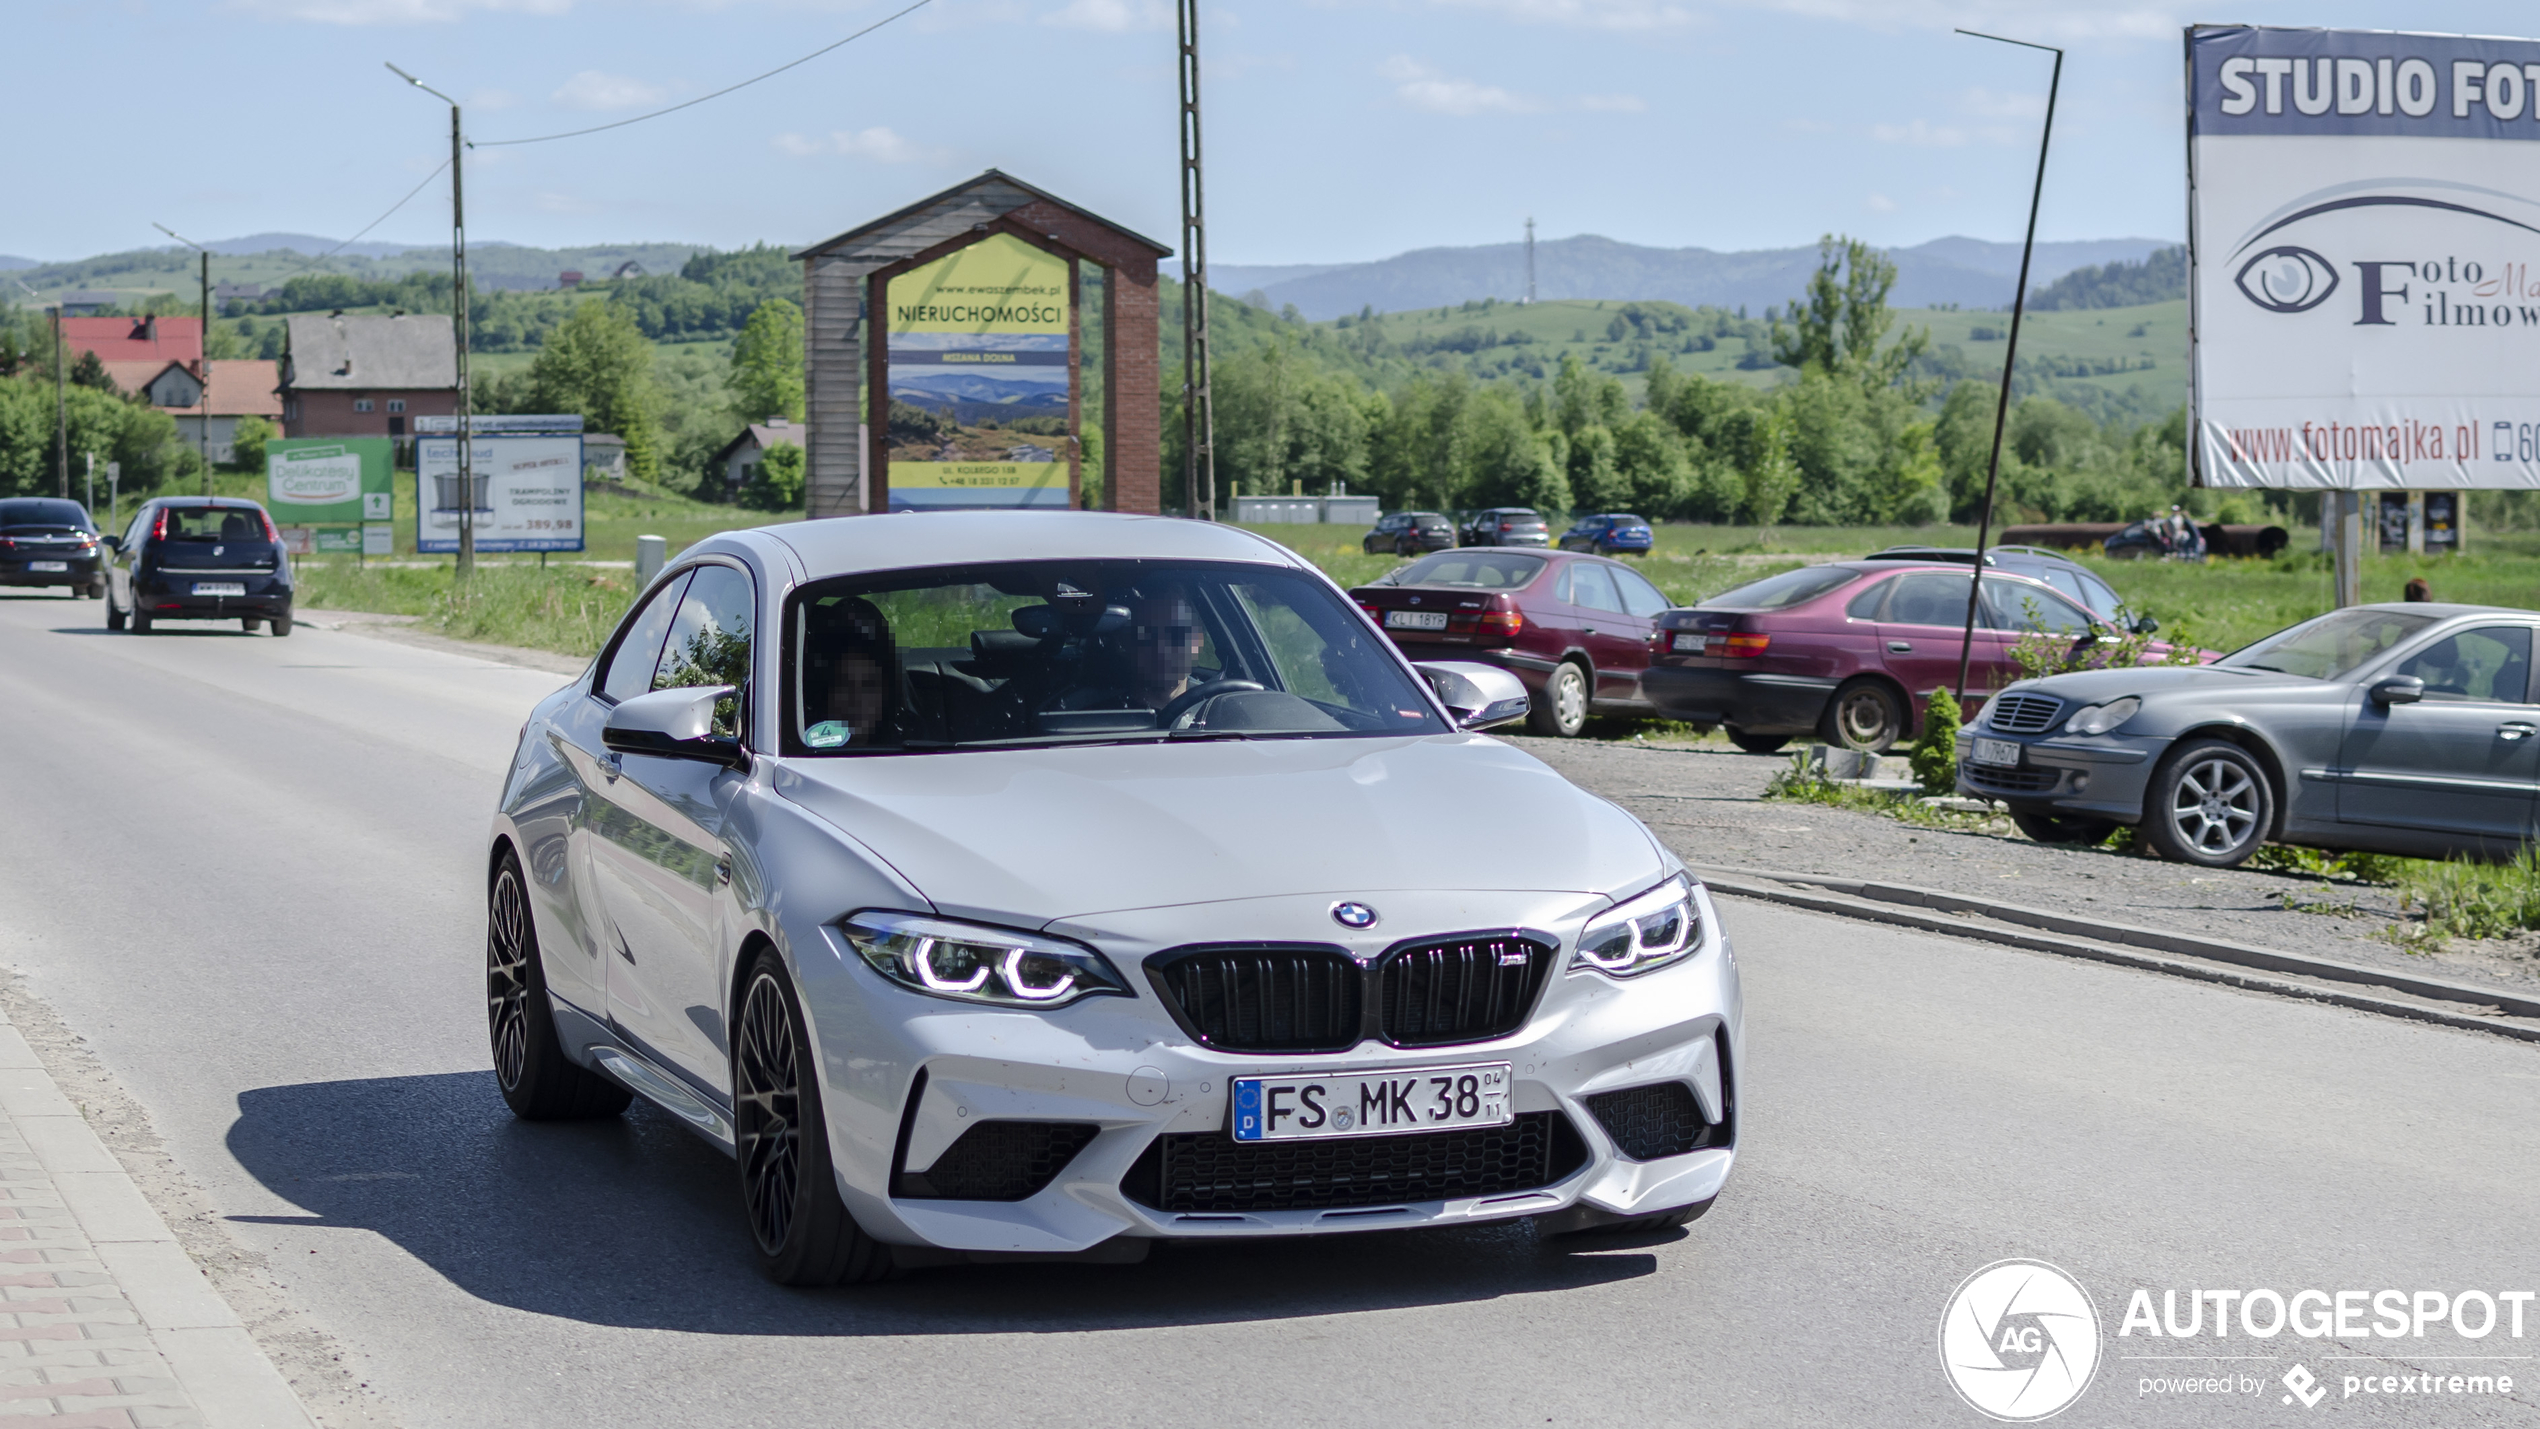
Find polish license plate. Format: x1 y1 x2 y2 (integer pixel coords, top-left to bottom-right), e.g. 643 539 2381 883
1672 632 1708 653
1385 609 1449 630
28 561 67 572
1232 1062 1512 1142
191 582 246 597
1972 736 2021 768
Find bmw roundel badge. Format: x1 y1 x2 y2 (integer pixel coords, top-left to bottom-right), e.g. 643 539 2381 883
1331 901 1379 930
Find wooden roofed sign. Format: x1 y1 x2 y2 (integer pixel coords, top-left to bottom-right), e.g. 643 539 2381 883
792 170 1172 518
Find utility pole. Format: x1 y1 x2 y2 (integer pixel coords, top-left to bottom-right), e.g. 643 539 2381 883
390 63 474 580
1525 217 1536 305
153 225 215 494
1175 0 1216 521
15 279 66 500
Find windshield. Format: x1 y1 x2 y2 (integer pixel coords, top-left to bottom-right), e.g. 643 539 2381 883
2220 608 2435 679
785 559 1448 755
1700 564 1861 610
0 499 93 533
1394 551 1547 589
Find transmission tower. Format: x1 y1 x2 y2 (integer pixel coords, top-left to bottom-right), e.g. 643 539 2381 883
1177 0 1216 521
1525 217 1536 305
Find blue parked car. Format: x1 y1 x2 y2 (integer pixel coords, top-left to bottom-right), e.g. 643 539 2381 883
1559 513 1654 557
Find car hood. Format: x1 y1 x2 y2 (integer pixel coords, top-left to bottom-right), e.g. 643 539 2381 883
768 734 1664 926
2007 662 2322 705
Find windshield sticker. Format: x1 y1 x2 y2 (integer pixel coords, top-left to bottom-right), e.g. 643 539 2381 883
804 720 852 748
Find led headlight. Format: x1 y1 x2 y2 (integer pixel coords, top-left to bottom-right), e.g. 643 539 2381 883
844 912 1131 1008
2064 696 2141 736
1572 875 1702 977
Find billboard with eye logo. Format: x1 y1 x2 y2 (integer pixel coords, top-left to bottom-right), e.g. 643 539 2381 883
2191 25 2540 488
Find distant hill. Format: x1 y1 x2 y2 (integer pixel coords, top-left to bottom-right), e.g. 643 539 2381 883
1217 234 2175 321
0 255 33 271
2027 245 2186 311
4 241 713 306
200 233 418 259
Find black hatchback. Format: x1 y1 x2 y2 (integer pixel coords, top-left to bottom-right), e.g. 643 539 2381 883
106 498 296 635
0 498 108 598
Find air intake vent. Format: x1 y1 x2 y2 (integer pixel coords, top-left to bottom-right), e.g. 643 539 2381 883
1149 946 1363 1053
1583 1082 1720 1161
1377 935 1554 1047
1121 1112 1587 1214
893 1120 1099 1201
1987 693 2063 734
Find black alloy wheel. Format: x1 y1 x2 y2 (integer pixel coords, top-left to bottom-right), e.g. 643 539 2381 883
487 854 631 1120
1726 728 1788 755
2010 811 2119 846
1820 678 1905 752
734 952 890 1286
2143 738 2273 867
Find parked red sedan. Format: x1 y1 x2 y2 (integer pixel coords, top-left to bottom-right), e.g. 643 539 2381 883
1641 560 2193 753
1350 548 1674 736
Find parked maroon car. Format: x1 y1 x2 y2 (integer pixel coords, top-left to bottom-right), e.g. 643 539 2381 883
1350 548 1674 736
1641 560 2195 753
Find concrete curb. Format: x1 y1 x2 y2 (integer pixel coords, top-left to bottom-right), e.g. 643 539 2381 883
0 1019 320 1429
1691 865 2540 1044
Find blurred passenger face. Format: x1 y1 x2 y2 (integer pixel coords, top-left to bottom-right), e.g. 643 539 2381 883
828 652 892 744
1126 591 1202 705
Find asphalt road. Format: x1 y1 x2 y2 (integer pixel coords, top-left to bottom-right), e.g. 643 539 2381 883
2 589 2536 1428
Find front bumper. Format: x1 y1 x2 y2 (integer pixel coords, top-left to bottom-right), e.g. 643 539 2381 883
1641 665 1835 732
794 887 1743 1253
1956 731 2163 820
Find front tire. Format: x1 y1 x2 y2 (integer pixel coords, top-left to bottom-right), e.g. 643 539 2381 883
1527 661 1590 738
734 951 892 1286
2011 811 2118 846
2142 738 2273 867
487 854 631 1120
1820 678 1906 752
1727 728 1788 755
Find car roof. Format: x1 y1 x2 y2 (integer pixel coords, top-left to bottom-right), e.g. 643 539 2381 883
1861 544 2086 567
759 510 1306 580
149 497 267 510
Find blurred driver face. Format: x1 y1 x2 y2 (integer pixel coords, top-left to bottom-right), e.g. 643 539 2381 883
827 652 893 745
1125 590 1203 706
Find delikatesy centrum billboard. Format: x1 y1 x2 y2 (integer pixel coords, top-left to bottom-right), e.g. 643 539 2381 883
2190 25 2540 489
266 437 393 554
414 434 585 553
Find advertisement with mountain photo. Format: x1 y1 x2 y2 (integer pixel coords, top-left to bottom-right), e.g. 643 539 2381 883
883 232 1074 510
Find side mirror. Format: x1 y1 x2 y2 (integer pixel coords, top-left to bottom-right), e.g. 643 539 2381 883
2131 614 2159 635
99 534 122 552
2368 675 2425 708
603 684 747 767
1415 661 1531 730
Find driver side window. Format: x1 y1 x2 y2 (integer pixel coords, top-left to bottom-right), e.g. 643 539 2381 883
2394 626 2533 703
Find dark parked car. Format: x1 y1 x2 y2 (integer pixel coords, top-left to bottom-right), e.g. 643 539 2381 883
1559 513 1655 557
1959 604 2540 862
1458 507 1551 548
1861 545 2139 629
105 497 295 635
1643 560 2196 753
0 498 107 598
1351 547 1675 736
1361 510 1456 556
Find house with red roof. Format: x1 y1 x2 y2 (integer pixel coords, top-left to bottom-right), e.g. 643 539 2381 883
61 315 202 366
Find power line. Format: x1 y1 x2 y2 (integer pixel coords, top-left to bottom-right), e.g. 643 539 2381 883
474 0 935 149
260 159 454 279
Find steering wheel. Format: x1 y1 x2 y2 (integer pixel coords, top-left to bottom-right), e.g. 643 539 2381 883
1158 679 1265 728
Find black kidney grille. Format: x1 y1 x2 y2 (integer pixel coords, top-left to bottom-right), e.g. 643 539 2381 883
1378 936 1553 1047
893 1120 1100 1201
1583 1082 1720 1162
1153 947 1363 1052
1124 1112 1585 1214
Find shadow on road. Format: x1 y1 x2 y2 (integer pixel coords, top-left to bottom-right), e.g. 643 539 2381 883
226 1072 1665 1335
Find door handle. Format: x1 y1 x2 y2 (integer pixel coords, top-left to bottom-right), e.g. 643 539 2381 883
1888 641 1913 653
715 857 733 886
600 751 623 781
2501 722 2537 741
1584 626 1598 635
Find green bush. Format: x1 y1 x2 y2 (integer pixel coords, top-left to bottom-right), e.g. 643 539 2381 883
739 441 804 512
1909 687 1961 794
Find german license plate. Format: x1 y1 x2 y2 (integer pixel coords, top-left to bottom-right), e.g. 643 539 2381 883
1232 1062 1512 1143
1972 737 2021 768
29 561 67 573
1672 632 1708 653
1385 609 1449 630
192 582 246 597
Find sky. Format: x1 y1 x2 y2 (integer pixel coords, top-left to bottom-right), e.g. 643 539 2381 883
9 0 2540 267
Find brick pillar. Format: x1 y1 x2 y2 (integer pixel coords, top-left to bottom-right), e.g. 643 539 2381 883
1105 265 1161 514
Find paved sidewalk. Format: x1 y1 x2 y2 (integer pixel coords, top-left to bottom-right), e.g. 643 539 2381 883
0 1020 315 1429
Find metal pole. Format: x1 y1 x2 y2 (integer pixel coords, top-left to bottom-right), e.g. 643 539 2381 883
1176 0 1215 521
390 64 472 580
1953 30 2062 708
199 249 211 493
53 305 67 501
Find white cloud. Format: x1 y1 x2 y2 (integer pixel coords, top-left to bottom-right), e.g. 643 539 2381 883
225 0 566 23
1865 193 1898 212
1429 0 1694 30
552 71 668 111
1871 118 1967 146
1380 57 1541 116
773 127 936 163
1042 0 1169 29
1578 93 1646 112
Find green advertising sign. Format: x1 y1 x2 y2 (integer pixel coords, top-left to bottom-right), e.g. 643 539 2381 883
267 438 395 555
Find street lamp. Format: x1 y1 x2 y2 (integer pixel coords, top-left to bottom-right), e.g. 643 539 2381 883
152 223 215 495
387 61 475 581
16 278 66 501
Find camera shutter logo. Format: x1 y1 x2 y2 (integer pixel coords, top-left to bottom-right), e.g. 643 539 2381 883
1938 1259 2102 1421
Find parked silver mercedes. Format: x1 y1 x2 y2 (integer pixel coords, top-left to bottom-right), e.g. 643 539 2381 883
1960 603 2540 865
487 512 1741 1284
